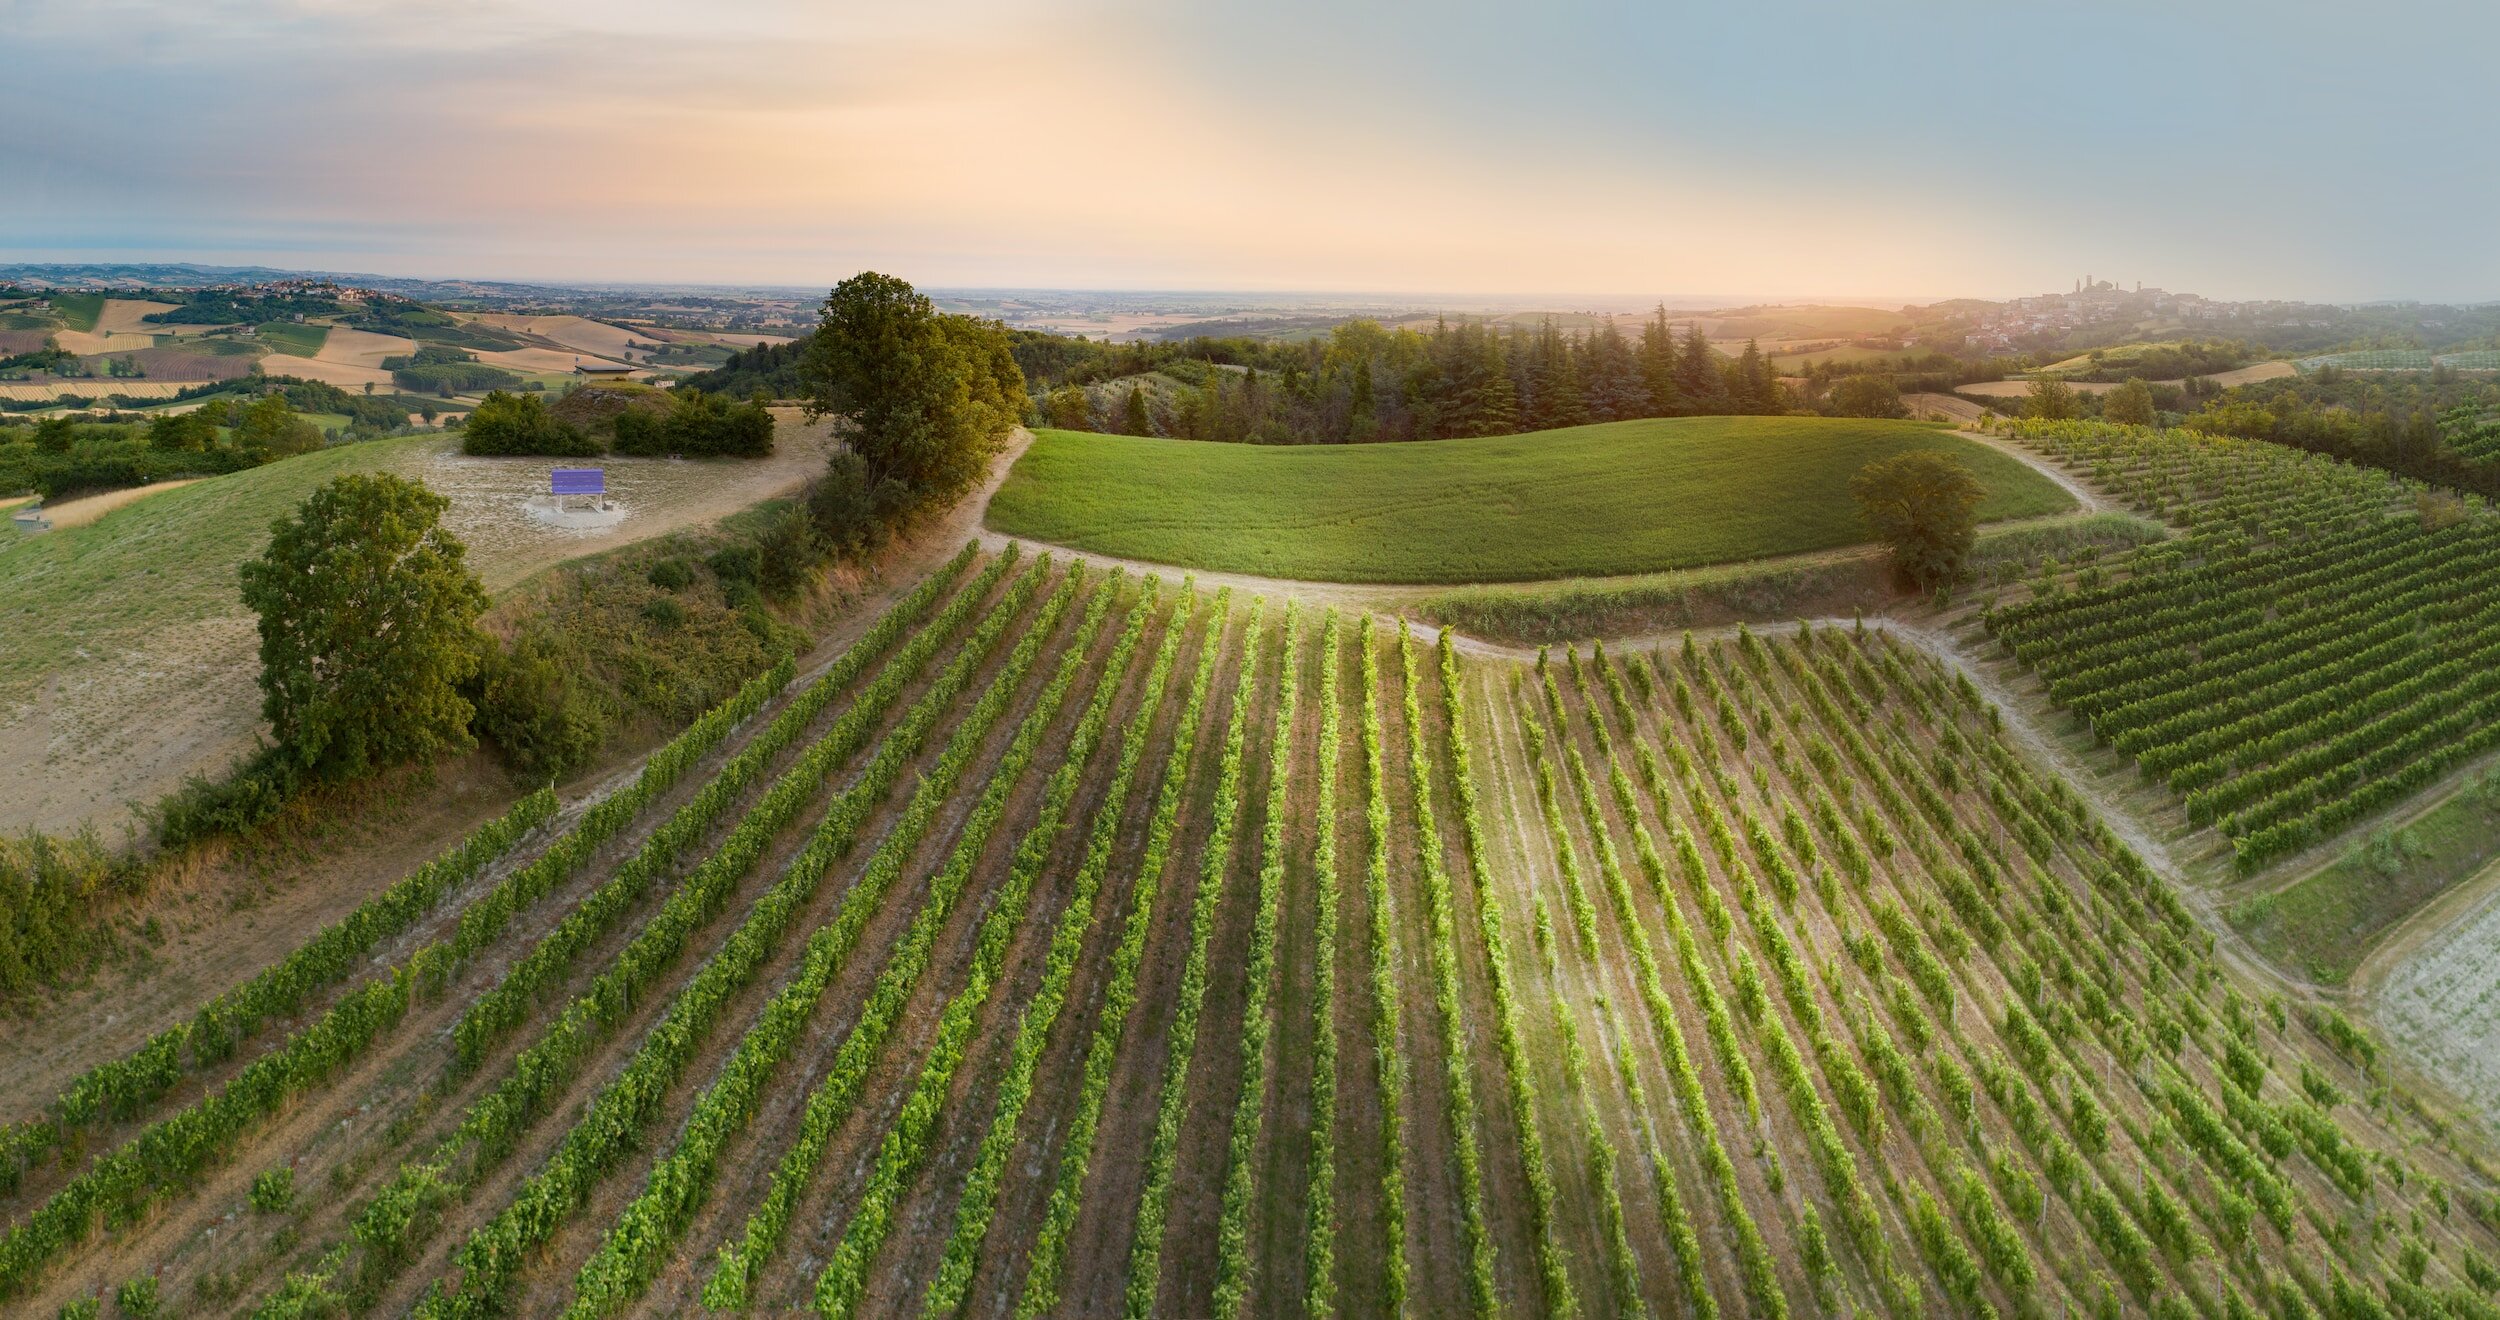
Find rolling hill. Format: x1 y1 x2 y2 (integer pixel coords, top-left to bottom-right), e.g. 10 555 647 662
987 417 2073 584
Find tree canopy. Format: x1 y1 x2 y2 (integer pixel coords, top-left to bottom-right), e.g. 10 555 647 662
239 473 490 781
1850 449 1986 591
2103 377 2158 426
1828 373 1906 419
803 271 1025 513
2025 376 2083 421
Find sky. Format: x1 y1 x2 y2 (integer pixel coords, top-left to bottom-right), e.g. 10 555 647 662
5 0 2495 303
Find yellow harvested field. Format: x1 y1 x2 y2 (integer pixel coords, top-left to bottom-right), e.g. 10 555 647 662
1958 378 2128 398
664 328 796 348
2204 360 2297 387
1900 391 1989 423
260 354 396 391
315 326 420 369
52 329 157 355
36 480 200 530
0 380 198 401
462 312 650 361
94 299 187 333
474 345 647 375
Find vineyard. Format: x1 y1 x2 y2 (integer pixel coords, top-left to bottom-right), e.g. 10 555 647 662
5 542 2500 1318
1983 419 2500 872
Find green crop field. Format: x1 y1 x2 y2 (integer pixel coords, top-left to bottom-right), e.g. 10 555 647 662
0 438 430 700
45 295 104 334
254 320 331 357
987 417 2073 584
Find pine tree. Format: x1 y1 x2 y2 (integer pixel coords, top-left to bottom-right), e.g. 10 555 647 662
1543 323 1588 429
1346 354 1377 443
1677 324 1726 414
1639 305 1683 416
1583 320 1650 421
1507 326 1539 429
1122 385 1153 436
1474 327 1519 435
1731 338 1774 414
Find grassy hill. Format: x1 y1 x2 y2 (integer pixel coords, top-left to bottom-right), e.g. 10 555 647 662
0 439 429 700
987 417 2072 584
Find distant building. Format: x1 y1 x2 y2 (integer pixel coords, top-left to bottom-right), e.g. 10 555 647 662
573 360 634 376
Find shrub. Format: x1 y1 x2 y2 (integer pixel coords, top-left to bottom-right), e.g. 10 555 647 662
250 1166 295 1214
610 388 774 458
460 391 599 457
470 632 608 782
645 558 694 591
113 1275 160 1319
706 543 761 585
641 597 688 630
146 746 303 848
807 451 884 557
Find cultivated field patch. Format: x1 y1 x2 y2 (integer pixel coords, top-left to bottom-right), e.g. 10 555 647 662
988 417 2073 584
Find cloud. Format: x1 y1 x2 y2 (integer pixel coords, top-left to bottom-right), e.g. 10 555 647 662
3 0 2494 299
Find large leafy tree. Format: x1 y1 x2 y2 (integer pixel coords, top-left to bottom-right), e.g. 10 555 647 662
2103 377 2158 426
1850 449 1985 591
1828 373 1906 419
239 474 489 781
804 271 1024 513
2025 376 2083 421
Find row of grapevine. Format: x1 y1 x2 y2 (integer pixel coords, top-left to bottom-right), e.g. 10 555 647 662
803 581 1166 1320
907 587 1199 1317
1208 604 1301 1318
1768 627 2490 1313
0 552 994 1300
1005 591 1231 1318
450 546 1002 1071
1507 664 1790 1317
264 548 1036 1312
1301 611 1345 1316
1118 598 1268 1318
0 785 556 1191
1393 624 1503 1316
1985 420 2500 866
1429 633 1580 1316
0 592 841 1198
1353 616 1412 1316
445 562 1110 1310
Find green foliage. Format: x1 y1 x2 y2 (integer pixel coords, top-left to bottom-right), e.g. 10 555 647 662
458 390 599 457
249 1165 295 1214
1010 590 1229 1319
1828 371 1907 418
469 630 607 781
1119 598 1268 1319
239 473 488 782
113 1275 160 1319
609 388 774 458
994 417 2068 584
2027 375 2084 420
2104 377 2158 425
366 554 999 1313
0 831 123 1004
1851 447 1986 589
804 270 1024 513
